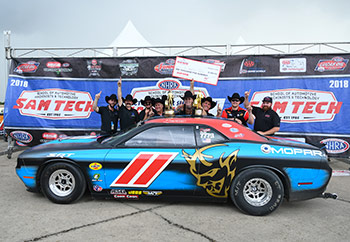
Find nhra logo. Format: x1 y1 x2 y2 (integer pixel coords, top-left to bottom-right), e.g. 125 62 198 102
10 131 33 143
239 58 266 74
157 79 180 90
315 56 348 72
14 61 40 74
320 138 349 154
154 59 175 74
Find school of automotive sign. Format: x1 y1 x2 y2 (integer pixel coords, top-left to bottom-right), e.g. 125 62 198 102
13 88 93 119
250 89 342 123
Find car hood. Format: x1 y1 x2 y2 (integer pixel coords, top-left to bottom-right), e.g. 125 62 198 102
19 135 109 158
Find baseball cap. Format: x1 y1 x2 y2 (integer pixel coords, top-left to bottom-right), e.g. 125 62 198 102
262 96 273 103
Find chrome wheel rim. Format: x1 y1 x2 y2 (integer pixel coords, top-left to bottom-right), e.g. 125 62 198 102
243 178 272 207
49 169 75 197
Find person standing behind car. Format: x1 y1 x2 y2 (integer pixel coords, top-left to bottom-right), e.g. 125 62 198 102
153 95 167 116
92 91 118 135
244 90 280 135
221 93 253 126
139 96 156 121
175 79 196 115
117 78 140 131
201 96 222 117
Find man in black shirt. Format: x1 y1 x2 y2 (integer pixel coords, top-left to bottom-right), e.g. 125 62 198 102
244 91 280 135
117 78 140 131
139 96 156 120
92 91 118 135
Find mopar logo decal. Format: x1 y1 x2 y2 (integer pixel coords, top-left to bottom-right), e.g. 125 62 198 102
261 144 325 157
320 138 349 154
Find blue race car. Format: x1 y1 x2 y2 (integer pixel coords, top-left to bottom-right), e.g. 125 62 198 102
16 116 332 215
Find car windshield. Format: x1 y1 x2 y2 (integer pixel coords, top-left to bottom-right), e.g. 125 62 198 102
100 121 143 145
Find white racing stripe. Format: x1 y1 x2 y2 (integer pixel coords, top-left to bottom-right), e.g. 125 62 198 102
332 170 350 176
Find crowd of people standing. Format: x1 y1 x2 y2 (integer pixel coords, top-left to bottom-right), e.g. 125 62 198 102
93 78 280 136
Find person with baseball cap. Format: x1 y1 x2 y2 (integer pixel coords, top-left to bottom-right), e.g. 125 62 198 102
117 78 140 131
221 93 254 126
92 91 119 135
244 90 280 135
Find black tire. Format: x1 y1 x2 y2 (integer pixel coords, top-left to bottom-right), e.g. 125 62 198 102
230 168 284 216
40 162 86 204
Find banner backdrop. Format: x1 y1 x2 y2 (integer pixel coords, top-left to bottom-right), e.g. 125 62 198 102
4 55 350 157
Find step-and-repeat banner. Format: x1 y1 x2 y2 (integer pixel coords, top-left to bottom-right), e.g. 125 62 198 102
4 55 350 157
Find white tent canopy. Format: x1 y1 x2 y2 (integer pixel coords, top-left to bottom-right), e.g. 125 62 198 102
109 20 151 47
101 20 161 57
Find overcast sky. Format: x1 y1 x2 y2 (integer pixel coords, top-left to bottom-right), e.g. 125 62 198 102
1 0 350 101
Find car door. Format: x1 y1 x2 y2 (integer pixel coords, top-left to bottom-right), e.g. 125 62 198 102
189 125 238 200
103 124 200 200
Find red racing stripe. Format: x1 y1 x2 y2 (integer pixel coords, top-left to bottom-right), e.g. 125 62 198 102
114 153 153 185
134 154 173 185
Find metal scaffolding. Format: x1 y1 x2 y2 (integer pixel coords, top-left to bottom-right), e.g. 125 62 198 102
6 42 350 59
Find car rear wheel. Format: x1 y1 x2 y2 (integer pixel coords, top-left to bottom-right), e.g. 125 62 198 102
40 162 86 204
230 168 284 216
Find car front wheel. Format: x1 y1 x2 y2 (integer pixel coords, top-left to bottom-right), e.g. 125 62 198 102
40 162 86 204
230 168 284 216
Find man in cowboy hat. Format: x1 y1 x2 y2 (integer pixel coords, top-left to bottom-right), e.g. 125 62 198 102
221 93 254 126
139 96 156 120
117 78 140 131
92 91 119 135
201 96 222 117
244 90 280 135
153 95 167 116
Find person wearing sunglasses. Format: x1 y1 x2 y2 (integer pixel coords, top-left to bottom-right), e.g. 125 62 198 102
221 93 253 126
139 96 156 121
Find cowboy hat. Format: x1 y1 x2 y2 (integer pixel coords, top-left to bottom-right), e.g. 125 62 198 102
141 96 154 106
122 94 137 104
153 95 167 105
201 96 217 109
105 94 117 103
181 90 196 100
227 93 245 104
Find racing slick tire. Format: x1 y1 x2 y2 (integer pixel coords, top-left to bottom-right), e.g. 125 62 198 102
40 162 86 204
230 168 284 216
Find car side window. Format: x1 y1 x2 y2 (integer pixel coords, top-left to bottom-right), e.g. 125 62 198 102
124 125 196 148
195 125 226 146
